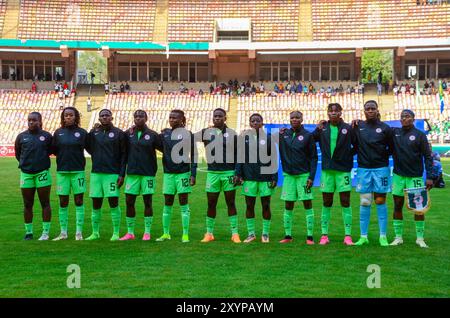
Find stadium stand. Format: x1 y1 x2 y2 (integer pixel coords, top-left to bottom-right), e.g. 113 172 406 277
312 0 450 41
0 89 75 144
167 0 299 42
237 92 364 131
18 0 156 41
0 0 6 35
99 92 230 133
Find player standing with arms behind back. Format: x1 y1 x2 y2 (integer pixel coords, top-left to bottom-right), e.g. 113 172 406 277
199 108 241 243
277 111 318 244
120 110 162 241
85 109 127 241
52 107 88 241
15 112 53 240
156 110 197 243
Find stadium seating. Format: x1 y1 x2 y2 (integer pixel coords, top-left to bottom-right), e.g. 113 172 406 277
0 90 74 144
312 0 449 40
237 93 364 131
0 0 6 35
18 0 155 41
99 92 230 134
167 0 299 42
385 91 450 121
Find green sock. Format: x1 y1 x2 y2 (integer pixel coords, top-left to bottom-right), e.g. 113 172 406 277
126 217 135 235
91 208 102 235
246 218 255 236
58 206 68 233
144 216 153 234
342 207 352 236
262 219 271 236
306 209 314 237
283 209 293 236
206 216 215 234
229 215 238 235
42 222 51 235
393 219 403 238
111 207 121 236
75 205 85 233
25 223 33 234
180 205 190 235
162 205 173 235
415 220 425 239
321 206 331 235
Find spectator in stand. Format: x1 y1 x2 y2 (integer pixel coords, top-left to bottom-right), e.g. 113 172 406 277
180 82 186 93
112 84 118 95
120 82 125 93
157 82 163 94
259 82 265 93
198 89 204 96
64 87 70 99
125 81 130 91
290 82 297 94
303 85 308 94
297 82 303 94
63 82 69 91
308 83 314 93
274 83 280 94
393 85 399 96
251 85 257 94
31 82 37 93
104 82 110 94
377 83 382 96
209 84 214 94
71 87 77 96
54 82 60 93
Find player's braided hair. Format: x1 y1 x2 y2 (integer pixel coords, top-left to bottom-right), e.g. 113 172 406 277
327 103 342 112
60 107 80 127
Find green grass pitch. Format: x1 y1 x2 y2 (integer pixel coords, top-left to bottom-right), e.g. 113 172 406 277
0 157 449 297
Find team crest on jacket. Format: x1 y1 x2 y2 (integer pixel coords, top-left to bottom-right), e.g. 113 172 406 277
341 129 348 134
109 132 114 138
409 135 416 141
298 135 304 141
376 128 382 133
39 136 45 141
144 135 150 140
223 132 229 138
74 132 81 138
260 140 266 145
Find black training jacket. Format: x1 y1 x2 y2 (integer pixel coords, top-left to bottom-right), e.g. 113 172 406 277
15 129 52 174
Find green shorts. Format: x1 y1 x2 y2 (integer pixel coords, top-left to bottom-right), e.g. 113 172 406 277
392 173 424 197
163 172 191 195
20 170 52 189
56 171 86 195
206 171 236 193
242 180 274 197
281 173 313 201
89 173 120 198
125 175 156 195
320 170 352 193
